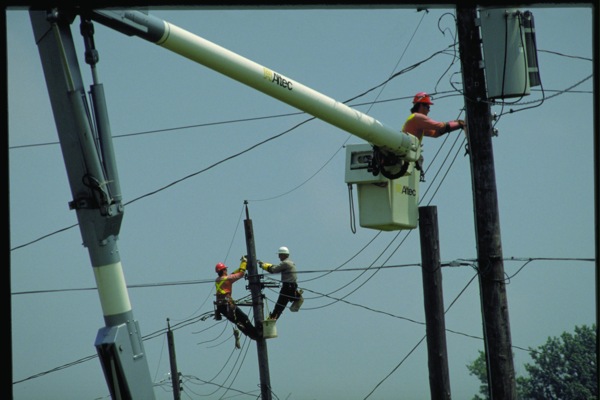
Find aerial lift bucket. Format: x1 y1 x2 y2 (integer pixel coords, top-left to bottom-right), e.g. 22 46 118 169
345 144 420 231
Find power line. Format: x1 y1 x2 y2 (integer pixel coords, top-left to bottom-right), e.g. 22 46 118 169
11 257 593 296
10 42 590 252
8 47 590 152
12 256 593 387
12 37 468 390
10 9 595 399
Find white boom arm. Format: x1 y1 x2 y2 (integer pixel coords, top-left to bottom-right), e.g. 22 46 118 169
91 10 420 162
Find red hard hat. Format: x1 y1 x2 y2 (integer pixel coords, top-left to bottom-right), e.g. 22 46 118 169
215 262 227 273
413 92 434 105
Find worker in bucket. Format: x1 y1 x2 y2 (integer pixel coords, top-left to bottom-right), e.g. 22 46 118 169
402 92 466 141
259 246 303 320
214 257 260 347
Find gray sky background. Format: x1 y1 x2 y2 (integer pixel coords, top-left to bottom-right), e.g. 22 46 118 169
9 5 595 400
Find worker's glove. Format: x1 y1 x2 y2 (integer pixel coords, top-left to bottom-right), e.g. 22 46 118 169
260 263 273 271
457 120 466 129
240 255 247 263
259 261 272 271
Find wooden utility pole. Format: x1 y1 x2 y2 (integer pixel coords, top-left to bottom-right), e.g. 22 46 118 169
418 206 451 400
243 201 272 400
167 319 181 400
456 6 517 399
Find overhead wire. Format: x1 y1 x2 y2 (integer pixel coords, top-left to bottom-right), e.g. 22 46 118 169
189 322 251 396
316 96 465 314
361 61 591 396
422 135 467 205
7 262 438 296
6 15 546 391
298 230 409 309
363 267 483 399
254 8 435 311
219 338 253 399
11 256 593 297
12 257 593 387
10 43 459 252
496 73 592 118
180 373 259 398
193 318 238 349
362 10 488 397
245 9 435 317
254 14 470 340
433 12 460 93
7 110 306 150
152 333 168 389
13 23 463 383
245 134 345 202
9 46 587 252
223 203 247 264
10 9 595 397
88 25 471 385
247 10 430 203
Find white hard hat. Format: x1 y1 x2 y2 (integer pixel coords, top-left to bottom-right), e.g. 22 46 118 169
278 246 290 255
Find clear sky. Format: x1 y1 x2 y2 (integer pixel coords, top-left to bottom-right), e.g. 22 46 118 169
9 5 595 400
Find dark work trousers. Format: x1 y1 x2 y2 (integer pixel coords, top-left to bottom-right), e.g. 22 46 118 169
216 298 259 340
270 282 299 320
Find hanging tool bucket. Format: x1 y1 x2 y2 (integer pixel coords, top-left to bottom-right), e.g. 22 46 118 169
262 319 278 339
262 300 278 339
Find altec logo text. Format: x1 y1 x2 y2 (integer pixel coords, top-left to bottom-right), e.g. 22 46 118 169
401 186 417 196
263 68 293 90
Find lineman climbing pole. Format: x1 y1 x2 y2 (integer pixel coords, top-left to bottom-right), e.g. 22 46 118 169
243 201 272 400
456 6 517 399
